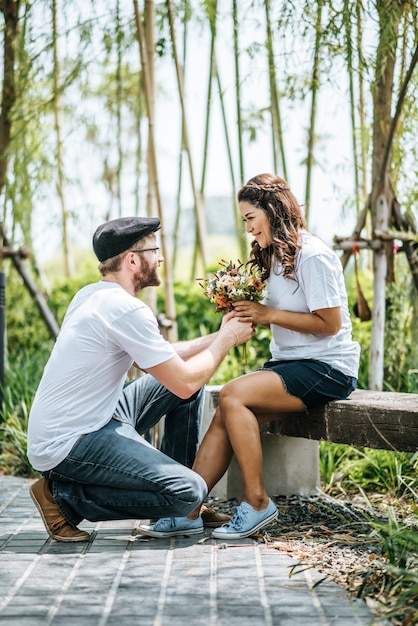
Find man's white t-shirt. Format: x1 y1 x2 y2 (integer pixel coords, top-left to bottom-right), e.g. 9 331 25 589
27 281 176 471
264 231 360 377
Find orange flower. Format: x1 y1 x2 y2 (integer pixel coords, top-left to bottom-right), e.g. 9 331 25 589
198 260 267 313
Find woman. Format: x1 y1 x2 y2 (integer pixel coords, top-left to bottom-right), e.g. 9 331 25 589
139 173 360 540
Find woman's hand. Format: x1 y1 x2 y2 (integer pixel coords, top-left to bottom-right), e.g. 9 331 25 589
234 301 342 335
233 300 272 327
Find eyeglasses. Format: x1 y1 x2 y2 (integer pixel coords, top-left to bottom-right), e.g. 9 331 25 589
131 247 160 255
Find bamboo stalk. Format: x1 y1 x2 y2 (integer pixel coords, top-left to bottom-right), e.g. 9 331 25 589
369 0 404 391
379 42 418 186
145 0 157 224
343 0 360 215
115 0 123 218
264 0 287 180
0 0 19 199
335 228 418 248
143 0 157 314
200 0 217 198
52 0 74 277
166 0 209 272
339 198 370 270
172 118 184 273
191 0 215 281
233 0 244 185
355 1 368 204
0 225 60 338
172 10 187 274
133 0 177 341
304 0 323 226
133 80 143 217
213 53 247 261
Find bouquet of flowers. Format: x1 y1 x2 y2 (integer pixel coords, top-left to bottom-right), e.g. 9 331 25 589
199 259 267 312
198 259 267 366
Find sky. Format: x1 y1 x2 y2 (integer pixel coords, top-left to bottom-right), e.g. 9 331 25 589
30 1 360 267
149 4 358 248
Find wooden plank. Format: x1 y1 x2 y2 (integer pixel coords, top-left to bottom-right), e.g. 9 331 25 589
263 390 418 452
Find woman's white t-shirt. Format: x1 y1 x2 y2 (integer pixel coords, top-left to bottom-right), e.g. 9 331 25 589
27 281 176 471
264 231 360 377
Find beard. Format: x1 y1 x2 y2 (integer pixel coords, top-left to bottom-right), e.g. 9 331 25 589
133 256 161 293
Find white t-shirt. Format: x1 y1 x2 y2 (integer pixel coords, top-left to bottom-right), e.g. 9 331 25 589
264 231 360 377
27 281 176 471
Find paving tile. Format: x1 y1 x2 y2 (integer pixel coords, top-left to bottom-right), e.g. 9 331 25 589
0 475 378 625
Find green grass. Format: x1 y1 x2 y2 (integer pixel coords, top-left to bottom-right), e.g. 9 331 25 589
0 351 46 477
334 490 418 624
320 442 418 498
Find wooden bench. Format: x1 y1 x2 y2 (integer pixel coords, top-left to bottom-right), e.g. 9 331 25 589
202 387 418 499
261 389 418 453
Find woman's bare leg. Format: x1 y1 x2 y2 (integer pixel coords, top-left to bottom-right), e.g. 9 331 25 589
218 370 305 510
182 407 234 519
187 370 304 519
192 407 234 491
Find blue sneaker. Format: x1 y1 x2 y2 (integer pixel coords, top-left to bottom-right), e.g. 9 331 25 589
211 499 278 540
138 516 204 538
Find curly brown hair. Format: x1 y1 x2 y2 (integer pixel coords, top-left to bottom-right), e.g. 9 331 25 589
238 173 305 281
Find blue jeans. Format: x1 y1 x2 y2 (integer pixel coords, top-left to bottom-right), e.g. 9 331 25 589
43 376 208 526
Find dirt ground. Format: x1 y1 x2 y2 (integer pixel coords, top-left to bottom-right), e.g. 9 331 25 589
209 491 417 626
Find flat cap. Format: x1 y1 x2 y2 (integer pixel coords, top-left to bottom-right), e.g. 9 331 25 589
93 216 160 262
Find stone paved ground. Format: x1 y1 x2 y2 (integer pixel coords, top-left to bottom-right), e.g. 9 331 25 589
0 475 380 626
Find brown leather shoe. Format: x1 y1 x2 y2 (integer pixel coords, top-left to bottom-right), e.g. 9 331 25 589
200 504 231 528
30 478 90 543
149 505 231 527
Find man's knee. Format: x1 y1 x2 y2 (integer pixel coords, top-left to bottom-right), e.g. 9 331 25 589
189 470 208 505
174 470 207 516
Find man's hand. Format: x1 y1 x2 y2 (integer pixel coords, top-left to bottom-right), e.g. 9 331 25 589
220 310 235 328
220 316 254 346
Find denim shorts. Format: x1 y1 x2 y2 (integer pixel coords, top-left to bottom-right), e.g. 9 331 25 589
261 359 357 410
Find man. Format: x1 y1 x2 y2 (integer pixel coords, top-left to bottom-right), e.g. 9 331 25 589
27 216 253 542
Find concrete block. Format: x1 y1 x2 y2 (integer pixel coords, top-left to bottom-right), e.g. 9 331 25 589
201 385 320 500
